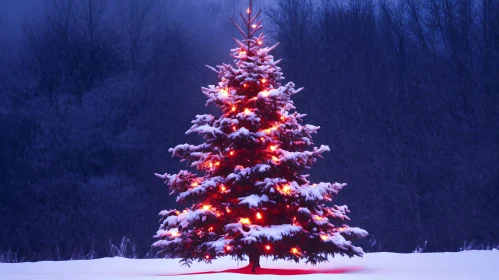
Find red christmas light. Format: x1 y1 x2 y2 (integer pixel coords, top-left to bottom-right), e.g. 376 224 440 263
240 218 251 224
320 235 328 241
261 78 267 83
205 255 210 260
220 88 228 97
256 212 262 219
282 184 291 194
226 245 232 251
265 245 271 251
203 205 211 211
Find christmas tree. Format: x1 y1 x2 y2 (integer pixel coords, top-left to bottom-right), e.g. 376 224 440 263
153 2 367 272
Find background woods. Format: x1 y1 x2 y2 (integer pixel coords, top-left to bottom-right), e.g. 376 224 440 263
0 0 497 261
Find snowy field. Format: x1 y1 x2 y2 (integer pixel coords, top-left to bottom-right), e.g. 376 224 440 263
1 250 498 280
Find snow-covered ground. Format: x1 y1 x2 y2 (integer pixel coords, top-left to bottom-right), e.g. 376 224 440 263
1 250 498 280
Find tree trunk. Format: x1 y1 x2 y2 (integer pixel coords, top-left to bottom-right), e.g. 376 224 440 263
249 252 261 273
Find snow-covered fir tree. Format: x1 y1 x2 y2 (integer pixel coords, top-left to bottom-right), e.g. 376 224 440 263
153 2 367 272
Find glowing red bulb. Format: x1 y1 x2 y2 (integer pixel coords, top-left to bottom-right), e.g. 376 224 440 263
291 247 299 255
270 145 277 151
256 212 262 219
205 255 210 260
265 245 271 251
226 245 232 251
240 218 251 224
203 205 211 211
229 150 234 156
257 40 263 45
321 235 328 241
243 83 248 88
261 78 267 83
252 24 257 28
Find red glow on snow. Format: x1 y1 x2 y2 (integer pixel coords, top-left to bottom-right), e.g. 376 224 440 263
171 231 179 237
168 265 365 276
261 90 269 97
175 210 180 215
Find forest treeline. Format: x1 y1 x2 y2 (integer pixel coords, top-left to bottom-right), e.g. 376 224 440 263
0 0 498 261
